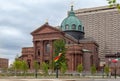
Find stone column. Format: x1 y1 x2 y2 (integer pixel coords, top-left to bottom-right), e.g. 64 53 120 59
49 40 53 60
33 41 37 60
32 41 37 69
83 51 91 71
40 40 44 63
81 55 83 64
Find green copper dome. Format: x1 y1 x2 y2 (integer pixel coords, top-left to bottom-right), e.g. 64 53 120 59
61 5 84 32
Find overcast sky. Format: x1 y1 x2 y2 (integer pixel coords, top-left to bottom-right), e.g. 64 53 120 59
0 0 108 65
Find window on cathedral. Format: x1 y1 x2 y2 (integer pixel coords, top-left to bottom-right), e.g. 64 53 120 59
38 62 40 66
83 26 84 31
38 50 40 56
96 48 98 53
78 25 82 30
45 43 50 53
45 60 49 69
27 59 31 69
61 25 63 28
65 24 69 30
72 24 76 30
68 41 70 44
45 60 49 64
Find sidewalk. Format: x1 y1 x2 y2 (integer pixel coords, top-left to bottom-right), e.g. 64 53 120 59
0 78 120 81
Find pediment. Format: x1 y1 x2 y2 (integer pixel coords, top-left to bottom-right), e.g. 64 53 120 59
31 24 62 35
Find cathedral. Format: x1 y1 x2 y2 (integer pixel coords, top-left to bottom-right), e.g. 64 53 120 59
19 6 99 72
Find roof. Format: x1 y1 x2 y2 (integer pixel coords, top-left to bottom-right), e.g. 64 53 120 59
31 23 64 35
75 5 117 14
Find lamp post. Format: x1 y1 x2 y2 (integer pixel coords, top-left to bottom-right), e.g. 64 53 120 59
112 52 119 79
56 62 59 78
35 61 38 78
114 53 118 79
108 58 111 78
55 49 62 78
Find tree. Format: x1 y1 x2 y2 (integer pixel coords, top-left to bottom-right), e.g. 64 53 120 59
41 62 48 76
53 39 67 69
33 61 40 70
60 62 67 75
107 0 120 11
104 65 109 77
77 64 83 76
21 61 28 77
13 59 22 76
33 61 40 78
90 65 97 75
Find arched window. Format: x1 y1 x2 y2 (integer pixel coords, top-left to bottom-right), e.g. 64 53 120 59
72 24 76 30
38 50 40 56
27 59 31 69
45 43 50 53
61 25 62 28
78 25 82 30
65 24 69 30
68 41 70 44
38 62 40 66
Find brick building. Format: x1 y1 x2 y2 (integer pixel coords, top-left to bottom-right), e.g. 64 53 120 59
75 6 120 62
0 58 8 69
19 6 99 72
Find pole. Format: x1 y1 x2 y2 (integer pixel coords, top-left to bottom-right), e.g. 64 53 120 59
114 63 116 79
108 58 111 78
35 61 37 78
102 65 104 78
56 62 58 78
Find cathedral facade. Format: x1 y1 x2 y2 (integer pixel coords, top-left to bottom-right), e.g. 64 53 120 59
19 6 99 72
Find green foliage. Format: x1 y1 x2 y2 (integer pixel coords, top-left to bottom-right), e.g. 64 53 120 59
77 64 83 73
41 62 48 76
107 0 120 11
90 65 97 75
104 65 109 76
33 61 40 70
13 59 29 76
48 60 55 73
21 61 28 76
53 39 66 56
53 39 67 69
13 60 22 70
60 62 67 75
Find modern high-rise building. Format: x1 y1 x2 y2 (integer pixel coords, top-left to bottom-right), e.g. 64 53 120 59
75 6 120 62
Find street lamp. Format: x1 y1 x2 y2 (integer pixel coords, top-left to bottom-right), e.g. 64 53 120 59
55 49 62 78
56 62 59 78
108 58 111 78
114 53 118 79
